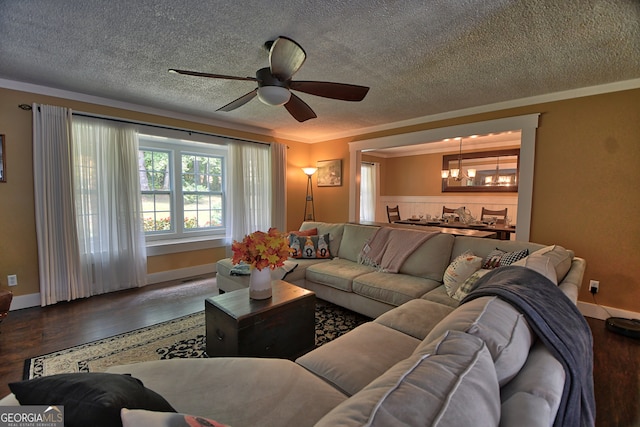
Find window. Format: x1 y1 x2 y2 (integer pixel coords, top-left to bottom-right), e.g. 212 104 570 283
138 134 227 241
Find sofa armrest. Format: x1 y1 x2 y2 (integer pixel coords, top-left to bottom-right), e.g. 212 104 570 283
557 257 586 304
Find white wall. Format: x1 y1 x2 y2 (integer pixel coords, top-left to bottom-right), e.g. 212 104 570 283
378 194 518 224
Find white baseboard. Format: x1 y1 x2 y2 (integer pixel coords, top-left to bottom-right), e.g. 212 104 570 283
578 301 640 321
10 293 42 310
145 263 217 285
8 264 218 311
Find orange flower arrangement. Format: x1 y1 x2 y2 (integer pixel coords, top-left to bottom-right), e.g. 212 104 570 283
231 228 292 271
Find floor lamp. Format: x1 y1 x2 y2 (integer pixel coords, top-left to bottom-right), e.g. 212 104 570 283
302 167 317 221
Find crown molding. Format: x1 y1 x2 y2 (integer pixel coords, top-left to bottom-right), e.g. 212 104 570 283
311 78 640 144
0 78 276 140
3 77 639 145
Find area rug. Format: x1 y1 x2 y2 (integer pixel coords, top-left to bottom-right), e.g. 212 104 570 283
24 300 369 379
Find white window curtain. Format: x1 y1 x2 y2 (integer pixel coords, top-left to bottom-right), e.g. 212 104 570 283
360 162 377 222
270 142 287 232
72 117 147 295
33 104 85 305
227 142 272 245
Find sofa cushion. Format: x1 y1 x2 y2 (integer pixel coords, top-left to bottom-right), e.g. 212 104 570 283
315 330 500 427
289 233 332 259
9 373 176 427
500 341 565 427
107 358 347 427
337 223 379 262
398 233 455 281
374 299 455 340
299 222 345 256
423 296 534 386
296 322 420 396
289 227 317 236
443 251 483 296
352 272 441 307
451 236 544 262
306 258 376 292
121 409 230 427
420 285 460 308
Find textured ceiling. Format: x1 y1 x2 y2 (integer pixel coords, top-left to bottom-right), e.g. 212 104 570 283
1 0 639 143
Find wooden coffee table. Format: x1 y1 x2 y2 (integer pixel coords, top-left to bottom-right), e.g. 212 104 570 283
205 280 316 359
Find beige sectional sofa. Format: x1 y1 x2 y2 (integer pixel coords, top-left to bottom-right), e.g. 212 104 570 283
216 222 584 318
1 221 593 427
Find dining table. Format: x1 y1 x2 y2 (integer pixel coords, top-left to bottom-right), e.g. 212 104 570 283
393 219 516 240
354 221 498 239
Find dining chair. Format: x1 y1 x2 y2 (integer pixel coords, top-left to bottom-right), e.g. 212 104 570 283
442 206 465 220
386 205 401 222
481 207 508 224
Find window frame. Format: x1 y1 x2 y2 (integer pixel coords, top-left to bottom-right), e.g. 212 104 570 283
138 133 228 244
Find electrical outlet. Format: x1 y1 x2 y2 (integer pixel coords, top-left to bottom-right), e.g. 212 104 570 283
589 280 599 294
7 274 17 287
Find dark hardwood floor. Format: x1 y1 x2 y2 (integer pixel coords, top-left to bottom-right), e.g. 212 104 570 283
586 316 640 427
0 275 217 398
0 279 638 426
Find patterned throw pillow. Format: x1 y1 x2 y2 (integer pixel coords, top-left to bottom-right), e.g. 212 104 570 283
443 252 483 297
289 233 332 259
482 248 529 269
452 269 492 301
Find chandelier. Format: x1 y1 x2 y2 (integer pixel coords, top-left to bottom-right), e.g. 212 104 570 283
441 137 476 181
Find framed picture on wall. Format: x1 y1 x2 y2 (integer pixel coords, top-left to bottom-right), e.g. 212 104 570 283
316 159 342 187
0 135 5 183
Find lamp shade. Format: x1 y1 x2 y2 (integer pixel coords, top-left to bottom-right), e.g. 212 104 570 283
302 167 317 176
257 86 291 106
441 170 449 178
467 169 476 178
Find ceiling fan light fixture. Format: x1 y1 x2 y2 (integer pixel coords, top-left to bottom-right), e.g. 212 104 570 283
257 86 291 106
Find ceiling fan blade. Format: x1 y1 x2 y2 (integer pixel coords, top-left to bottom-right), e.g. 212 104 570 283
216 89 258 112
290 81 369 101
284 93 317 122
269 36 306 81
169 69 257 82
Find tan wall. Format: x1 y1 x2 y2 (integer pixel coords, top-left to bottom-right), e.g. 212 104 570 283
1 85 639 314
376 145 520 197
0 87 308 298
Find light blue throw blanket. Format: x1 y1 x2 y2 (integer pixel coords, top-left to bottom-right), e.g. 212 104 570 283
461 266 595 427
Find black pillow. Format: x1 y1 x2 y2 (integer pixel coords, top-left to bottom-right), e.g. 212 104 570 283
9 372 176 427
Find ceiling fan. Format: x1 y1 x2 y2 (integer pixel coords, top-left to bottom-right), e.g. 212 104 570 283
169 36 369 122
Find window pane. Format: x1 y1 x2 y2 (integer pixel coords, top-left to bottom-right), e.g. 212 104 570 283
181 153 222 230
140 148 173 232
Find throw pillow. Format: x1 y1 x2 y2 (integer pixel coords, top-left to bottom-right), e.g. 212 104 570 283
452 269 491 302
512 253 558 285
289 227 318 237
443 252 483 297
289 233 332 259
9 373 176 427
515 245 573 283
482 248 529 269
121 409 230 427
